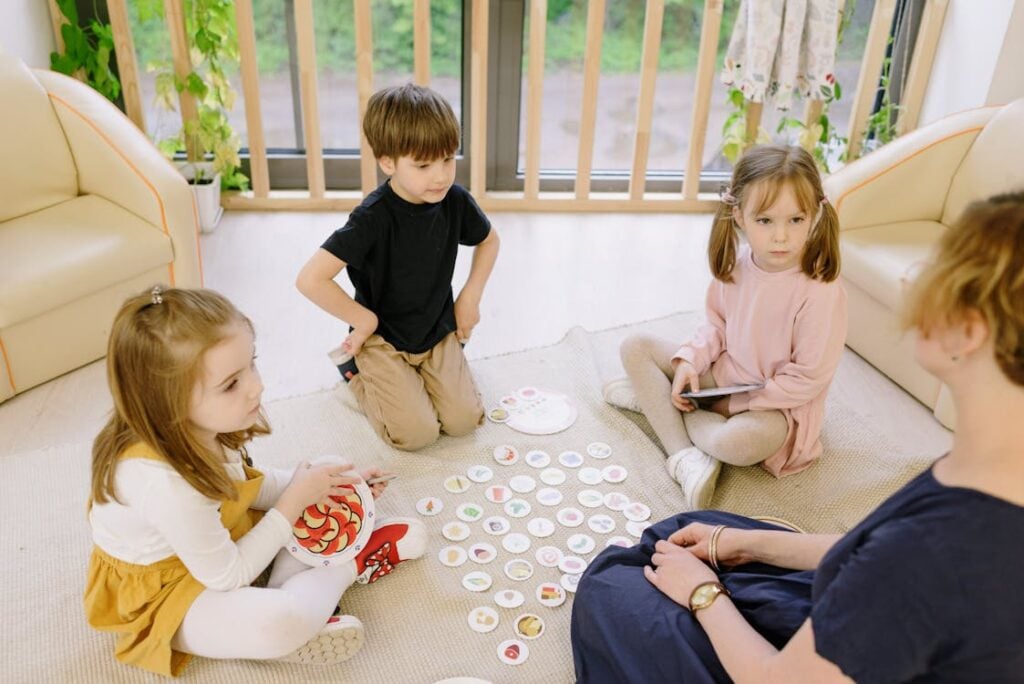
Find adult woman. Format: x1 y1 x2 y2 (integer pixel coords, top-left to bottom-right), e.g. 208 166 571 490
571 193 1024 683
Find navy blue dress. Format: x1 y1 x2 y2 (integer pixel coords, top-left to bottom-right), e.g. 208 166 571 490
571 467 1024 683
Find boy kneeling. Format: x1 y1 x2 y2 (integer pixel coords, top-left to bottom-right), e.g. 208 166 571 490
297 84 499 451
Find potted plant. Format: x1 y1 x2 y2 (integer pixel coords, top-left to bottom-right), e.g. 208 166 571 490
148 0 248 232
178 160 222 233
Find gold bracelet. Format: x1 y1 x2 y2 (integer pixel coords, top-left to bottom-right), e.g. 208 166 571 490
707 524 726 572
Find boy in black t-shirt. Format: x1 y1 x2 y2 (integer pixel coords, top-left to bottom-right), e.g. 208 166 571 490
296 84 500 451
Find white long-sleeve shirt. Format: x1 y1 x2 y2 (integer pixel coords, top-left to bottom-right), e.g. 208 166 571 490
89 450 296 592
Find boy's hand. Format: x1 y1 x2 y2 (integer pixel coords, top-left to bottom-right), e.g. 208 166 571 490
670 359 699 412
342 330 372 356
454 291 481 343
342 309 379 356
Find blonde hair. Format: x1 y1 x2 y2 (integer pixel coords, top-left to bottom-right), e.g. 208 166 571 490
363 83 460 161
91 288 270 505
903 192 1024 386
709 145 841 283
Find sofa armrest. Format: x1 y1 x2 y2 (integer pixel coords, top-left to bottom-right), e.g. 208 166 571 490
32 69 203 288
824 106 1000 232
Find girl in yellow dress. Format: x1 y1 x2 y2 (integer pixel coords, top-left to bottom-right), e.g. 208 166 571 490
84 287 426 676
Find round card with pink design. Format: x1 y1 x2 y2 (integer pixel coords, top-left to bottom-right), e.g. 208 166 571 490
488 387 577 435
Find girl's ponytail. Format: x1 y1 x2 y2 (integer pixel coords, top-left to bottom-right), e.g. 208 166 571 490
802 199 841 282
708 202 740 283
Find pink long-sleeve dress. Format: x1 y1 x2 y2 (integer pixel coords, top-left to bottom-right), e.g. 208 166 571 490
673 246 847 476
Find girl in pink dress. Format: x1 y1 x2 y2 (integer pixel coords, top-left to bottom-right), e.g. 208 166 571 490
606 146 847 508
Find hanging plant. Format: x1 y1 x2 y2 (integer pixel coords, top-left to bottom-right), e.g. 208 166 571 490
148 0 249 190
49 0 121 103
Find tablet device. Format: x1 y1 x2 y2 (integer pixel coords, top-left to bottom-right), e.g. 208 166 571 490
680 383 764 399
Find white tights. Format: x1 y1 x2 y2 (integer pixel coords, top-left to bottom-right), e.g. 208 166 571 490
171 548 357 660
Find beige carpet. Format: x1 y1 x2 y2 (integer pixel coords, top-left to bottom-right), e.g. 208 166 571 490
0 313 951 683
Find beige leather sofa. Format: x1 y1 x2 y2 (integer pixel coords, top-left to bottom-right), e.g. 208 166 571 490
824 98 1024 429
0 53 203 404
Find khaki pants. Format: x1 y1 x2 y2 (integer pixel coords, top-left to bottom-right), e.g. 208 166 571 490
349 332 484 451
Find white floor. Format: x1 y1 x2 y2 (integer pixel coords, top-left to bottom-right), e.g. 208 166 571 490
0 210 716 453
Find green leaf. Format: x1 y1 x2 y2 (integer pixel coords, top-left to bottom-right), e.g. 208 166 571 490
56 0 78 25
50 53 77 75
185 72 209 99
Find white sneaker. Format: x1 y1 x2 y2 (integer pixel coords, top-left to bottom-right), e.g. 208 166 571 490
279 614 365 665
666 447 721 510
602 377 642 412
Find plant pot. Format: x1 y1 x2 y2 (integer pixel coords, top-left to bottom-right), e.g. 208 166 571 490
178 162 223 233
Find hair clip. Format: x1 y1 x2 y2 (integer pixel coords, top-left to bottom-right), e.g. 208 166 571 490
150 285 164 305
719 185 738 206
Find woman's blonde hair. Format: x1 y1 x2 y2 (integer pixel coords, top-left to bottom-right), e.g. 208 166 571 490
363 83 460 161
91 288 270 505
903 192 1024 386
709 145 840 283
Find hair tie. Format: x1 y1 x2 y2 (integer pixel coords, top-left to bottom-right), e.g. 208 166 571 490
150 285 164 305
820 196 829 206
719 185 738 206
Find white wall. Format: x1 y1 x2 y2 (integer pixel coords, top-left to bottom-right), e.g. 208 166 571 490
987 0 1024 105
918 0 1020 125
0 0 56 68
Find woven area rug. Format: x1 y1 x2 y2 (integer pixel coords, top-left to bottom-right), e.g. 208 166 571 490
0 313 951 683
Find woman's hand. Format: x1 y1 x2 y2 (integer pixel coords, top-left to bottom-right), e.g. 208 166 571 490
668 523 749 568
670 359 700 412
361 466 394 499
274 461 361 522
644 539 720 608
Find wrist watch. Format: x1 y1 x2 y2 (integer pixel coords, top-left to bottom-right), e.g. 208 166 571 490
688 581 729 613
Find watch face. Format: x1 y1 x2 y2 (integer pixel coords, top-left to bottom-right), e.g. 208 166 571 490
690 582 725 611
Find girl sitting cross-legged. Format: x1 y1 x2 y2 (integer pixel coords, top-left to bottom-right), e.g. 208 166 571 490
605 145 847 508
84 287 426 677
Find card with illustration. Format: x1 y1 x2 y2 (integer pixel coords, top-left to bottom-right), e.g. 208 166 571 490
288 479 374 568
487 387 578 435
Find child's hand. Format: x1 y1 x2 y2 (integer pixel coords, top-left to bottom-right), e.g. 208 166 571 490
342 330 372 357
454 291 481 343
275 461 361 523
361 467 394 499
670 360 699 412
342 309 379 356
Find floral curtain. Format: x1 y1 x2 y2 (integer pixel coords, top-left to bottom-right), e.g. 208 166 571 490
721 0 841 110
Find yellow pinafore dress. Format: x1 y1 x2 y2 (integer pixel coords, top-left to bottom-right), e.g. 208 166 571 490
83 443 266 677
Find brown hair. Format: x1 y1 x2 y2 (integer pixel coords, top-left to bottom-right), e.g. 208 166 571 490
903 192 1024 386
709 145 841 283
362 83 460 161
91 288 270 505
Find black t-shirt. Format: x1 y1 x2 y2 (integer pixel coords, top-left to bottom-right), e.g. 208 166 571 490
321 181 491 353
811 464 1024 683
